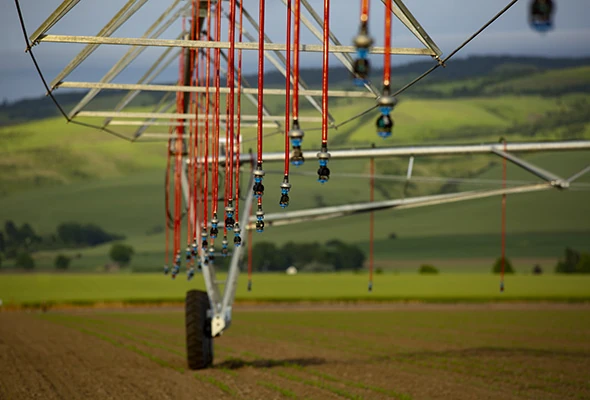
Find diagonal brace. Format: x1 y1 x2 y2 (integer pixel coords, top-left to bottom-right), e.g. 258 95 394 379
492 149 568 188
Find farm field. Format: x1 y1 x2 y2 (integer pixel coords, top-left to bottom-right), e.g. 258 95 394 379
1 304 589 399
1 273 590 308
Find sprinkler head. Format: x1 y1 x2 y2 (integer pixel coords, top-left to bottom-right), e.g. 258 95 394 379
353 58 370 86
279 179 291 208
224 216 235 231
316 148 331 184
187 267 195 281
221 238 229 257
289 122 305 166
247 280 252 291
185 246 192 262
290 147 305 166
202 229 209 248
255 220 265 233
225 201 235 230
279 193 290 208
163 265 170 275
253 169 265 197
208 246 215 263
376 114 394 138
210 215 219 239
233 223 242 246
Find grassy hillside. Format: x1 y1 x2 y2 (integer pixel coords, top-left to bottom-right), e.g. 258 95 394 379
0 58 589 272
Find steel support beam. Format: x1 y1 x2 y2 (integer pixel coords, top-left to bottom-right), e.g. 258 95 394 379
40 34 436 56
200 141 590 164
215 172 256 336
248 184 552 229
76 111 323 122
58 81 376 98
111 121 277 128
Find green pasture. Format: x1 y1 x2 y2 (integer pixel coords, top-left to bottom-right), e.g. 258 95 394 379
0 149 589 271
2 92 589 197
484 66 590 94
1 273 589 306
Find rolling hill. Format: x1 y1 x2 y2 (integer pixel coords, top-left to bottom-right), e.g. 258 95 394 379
0 56 589 272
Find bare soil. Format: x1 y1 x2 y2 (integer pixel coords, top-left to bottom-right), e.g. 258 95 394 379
1 304 589 400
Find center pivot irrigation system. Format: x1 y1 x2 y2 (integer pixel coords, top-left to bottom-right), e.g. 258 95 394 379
17 0 590 369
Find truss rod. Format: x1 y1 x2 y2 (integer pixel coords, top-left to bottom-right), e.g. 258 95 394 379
110 120 277 128
40 35 436 55
492 149 567 188
203 141 590 163
76 111 323 122
247 184 552 229
68 0 187 119
567 165 590 184
58 81 376 98
49 0 149 89
298 0 380 97
28 0 82 45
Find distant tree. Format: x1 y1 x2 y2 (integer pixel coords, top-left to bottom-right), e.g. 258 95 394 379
15 252 35 269
555 247 583 274
54 254 71 270
109 243 134 266
325 240 366 271
0 232 5 254
252 242 283 271
532 264 543 275
57 222 124 247
492 257 515 274
419 264 439 274
57 222 82 245
4 220 18 243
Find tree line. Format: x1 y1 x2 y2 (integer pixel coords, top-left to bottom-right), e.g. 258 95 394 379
250 240 366 272
0 220 124 269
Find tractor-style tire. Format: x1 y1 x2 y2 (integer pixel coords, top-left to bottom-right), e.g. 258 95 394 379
186 290 213 370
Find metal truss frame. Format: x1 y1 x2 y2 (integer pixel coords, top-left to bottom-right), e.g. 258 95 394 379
28 0 440 141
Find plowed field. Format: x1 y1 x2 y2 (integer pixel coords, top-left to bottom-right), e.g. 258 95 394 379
1 304 589 399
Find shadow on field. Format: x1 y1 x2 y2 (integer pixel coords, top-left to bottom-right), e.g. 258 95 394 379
216 357 326 370
378 347 590 361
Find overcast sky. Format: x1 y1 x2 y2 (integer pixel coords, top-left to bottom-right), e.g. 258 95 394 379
1 0 589 102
